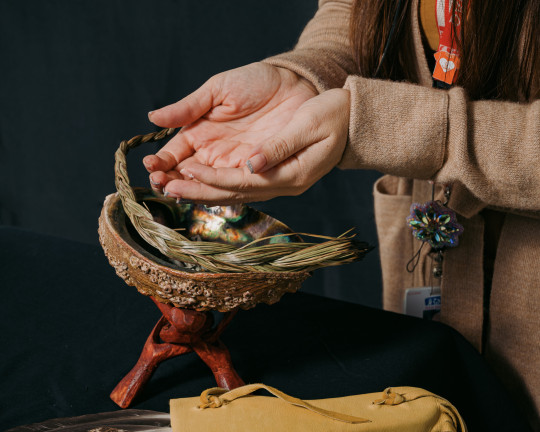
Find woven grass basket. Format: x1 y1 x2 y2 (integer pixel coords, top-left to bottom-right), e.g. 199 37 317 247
99 128 372 311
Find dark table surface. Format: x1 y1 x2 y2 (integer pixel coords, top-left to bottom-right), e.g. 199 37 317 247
0 227 532 431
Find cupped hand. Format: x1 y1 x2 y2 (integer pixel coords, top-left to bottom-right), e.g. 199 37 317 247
143 62 318 191
160 88 350 206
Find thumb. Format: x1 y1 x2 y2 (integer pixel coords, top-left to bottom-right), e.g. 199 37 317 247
148 76 219 127
246 112 319 174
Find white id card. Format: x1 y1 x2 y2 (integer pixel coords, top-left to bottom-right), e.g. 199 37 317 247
404 287 441 320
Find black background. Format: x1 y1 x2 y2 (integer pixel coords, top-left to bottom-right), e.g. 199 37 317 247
0 0 383 307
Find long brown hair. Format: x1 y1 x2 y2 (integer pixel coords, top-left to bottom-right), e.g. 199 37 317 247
349 0 539 101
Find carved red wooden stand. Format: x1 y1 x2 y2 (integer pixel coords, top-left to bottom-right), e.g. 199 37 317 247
110 298 244 408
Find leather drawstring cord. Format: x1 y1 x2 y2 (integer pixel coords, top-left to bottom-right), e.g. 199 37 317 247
198 384 370 424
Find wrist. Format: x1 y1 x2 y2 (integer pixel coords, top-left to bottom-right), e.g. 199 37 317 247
272 65 319 96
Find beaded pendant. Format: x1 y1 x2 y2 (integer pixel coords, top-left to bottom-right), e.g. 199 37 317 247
406 200 464 250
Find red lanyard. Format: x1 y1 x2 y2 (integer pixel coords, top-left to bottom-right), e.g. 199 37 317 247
432 0 463 85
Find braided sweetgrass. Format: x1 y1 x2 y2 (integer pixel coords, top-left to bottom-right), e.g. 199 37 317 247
114 129 372 273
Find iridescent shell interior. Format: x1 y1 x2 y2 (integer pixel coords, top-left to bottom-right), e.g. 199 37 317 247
127 188 299 271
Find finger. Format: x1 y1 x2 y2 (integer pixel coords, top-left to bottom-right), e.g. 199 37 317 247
177 162 282 192
148 170 183 192
143 131 194 172
189 139 249 168
162 178 267 206
148 77 219 127
245 109 320 174
211 141 264 168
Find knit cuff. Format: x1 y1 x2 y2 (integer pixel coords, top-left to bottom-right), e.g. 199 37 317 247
338 75 448 179
263 49 350 94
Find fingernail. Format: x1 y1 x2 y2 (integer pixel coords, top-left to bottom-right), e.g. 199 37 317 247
164 191 171 198
180 168 195 180
149 178 160 186
143 157 152 170
148 111 154 120
246 154 267 174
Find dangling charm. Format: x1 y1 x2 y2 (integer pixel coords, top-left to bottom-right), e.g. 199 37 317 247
405 185 463 277
406 200 464 250
430 249 444 279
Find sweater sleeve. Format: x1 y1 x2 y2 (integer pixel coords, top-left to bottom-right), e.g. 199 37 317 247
263 0 540 213
262 0 357 93
340 75 540 212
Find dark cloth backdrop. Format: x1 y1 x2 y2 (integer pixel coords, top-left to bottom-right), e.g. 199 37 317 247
0 0 382 308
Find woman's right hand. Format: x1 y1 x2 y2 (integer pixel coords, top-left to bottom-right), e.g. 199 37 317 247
143 62 318 190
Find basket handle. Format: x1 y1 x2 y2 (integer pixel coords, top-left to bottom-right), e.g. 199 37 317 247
114 128 176 212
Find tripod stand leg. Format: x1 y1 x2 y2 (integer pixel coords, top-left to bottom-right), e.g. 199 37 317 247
110 316 191 408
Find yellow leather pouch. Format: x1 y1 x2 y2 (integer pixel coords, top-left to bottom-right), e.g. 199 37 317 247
170 383 466 432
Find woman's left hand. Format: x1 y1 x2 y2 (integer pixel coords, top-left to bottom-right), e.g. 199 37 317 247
162 88 350 206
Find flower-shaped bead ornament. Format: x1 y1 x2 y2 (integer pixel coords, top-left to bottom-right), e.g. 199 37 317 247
406 201 464 250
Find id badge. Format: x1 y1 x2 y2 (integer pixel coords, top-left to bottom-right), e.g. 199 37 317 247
404 287 441 320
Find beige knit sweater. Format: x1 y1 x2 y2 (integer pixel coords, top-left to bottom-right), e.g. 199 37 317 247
264 0 540 428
